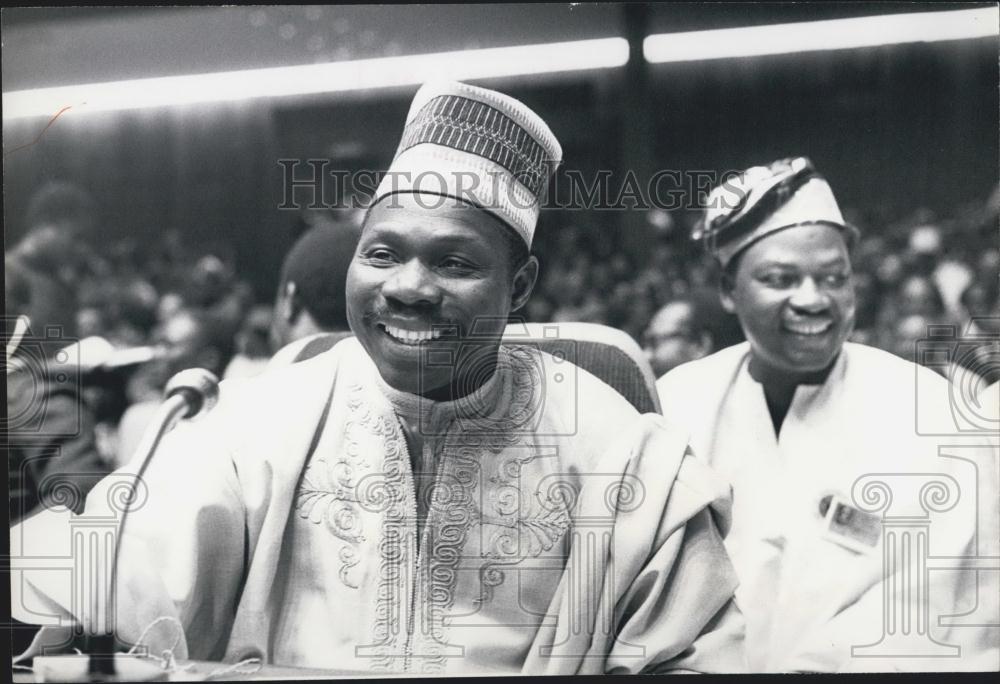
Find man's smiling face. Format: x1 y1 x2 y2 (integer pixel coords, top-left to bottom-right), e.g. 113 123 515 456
346 193 536 397
722 223 856 382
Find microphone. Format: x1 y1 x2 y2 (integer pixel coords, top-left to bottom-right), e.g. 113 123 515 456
162 368 221 419
33 369 220 682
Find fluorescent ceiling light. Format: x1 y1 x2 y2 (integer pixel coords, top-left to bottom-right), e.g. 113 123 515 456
3 37 629 120
644 7 998 63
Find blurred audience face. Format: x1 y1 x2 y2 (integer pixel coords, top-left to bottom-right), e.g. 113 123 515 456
15 224 80 274
897 275 944 318
722 224 855 382
962 277 1000 333
888 314 931 365
76 307 105 339
149 310 221 382
977 249 1000 281
643 301 712 376
237 306 274 359
108 323 146 348
876 253 905 287
157 292 185 323
186 255 233 307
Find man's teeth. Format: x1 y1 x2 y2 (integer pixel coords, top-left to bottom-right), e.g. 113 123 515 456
383 324 446 344
785 320 833 335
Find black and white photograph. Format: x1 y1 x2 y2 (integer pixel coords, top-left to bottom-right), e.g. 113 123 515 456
3 2 999 679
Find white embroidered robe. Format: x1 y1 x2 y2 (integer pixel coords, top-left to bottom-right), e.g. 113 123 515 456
13 337 747 675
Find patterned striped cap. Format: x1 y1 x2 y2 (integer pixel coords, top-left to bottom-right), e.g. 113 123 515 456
693 157 859 268
370 81 562 247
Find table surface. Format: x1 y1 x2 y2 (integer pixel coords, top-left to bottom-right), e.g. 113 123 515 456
14 658 376 682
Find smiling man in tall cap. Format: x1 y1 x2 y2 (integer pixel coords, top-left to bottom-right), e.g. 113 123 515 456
13 81 746 675
656 157 997 672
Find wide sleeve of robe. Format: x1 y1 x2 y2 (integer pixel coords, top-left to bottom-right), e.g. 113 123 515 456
524 412 748 674
11 388 248 664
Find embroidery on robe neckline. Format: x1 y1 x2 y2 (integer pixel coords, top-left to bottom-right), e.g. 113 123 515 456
338 546 360 589
341 348 560 673
397 347 545 672
434 347 573 614
411 346 552 615
342 381 413 673
440 345 544 444
409 448 479 673
473 449 572 607
292 381 381 593
294 454 366 545
471 351 571 611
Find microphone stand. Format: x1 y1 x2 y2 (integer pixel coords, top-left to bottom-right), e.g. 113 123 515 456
33 369 219 683
88 391 198 678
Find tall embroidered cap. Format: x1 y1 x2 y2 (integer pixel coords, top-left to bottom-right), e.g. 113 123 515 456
693 157 859 269
369 81 562 247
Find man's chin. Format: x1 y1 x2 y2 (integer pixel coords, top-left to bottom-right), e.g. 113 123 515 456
781 348 841 377
370 359 448 397
389 375 456 400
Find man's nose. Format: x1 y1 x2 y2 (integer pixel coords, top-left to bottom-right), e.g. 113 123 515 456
382 260 442 307
788 277 829 313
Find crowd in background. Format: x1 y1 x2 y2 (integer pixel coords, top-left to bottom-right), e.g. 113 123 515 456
531 191 1000 381
6 180 1000 498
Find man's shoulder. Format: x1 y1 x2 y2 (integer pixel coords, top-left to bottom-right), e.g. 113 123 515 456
218 336 363 414
842 342 950 391
839 343 966 435
267 331 355 369
657 342 750 396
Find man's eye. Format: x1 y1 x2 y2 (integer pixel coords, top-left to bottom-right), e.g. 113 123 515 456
822 273 849 288
440 258 476 272
761 272 797 288
365 249 397 264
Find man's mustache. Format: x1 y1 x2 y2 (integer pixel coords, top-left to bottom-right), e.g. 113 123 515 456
361 307 461 333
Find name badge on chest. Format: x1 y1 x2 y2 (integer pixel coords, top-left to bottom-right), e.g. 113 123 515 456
818 494 881 554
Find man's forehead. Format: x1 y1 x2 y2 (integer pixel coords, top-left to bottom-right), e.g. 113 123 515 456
363 194 503 242
743 225 850 267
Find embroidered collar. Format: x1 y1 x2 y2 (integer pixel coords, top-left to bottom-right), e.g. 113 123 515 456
372 346 512 428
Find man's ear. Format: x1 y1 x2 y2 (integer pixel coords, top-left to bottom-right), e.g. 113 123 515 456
283 281 303 322
510 256 539 313
718 274 737 314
